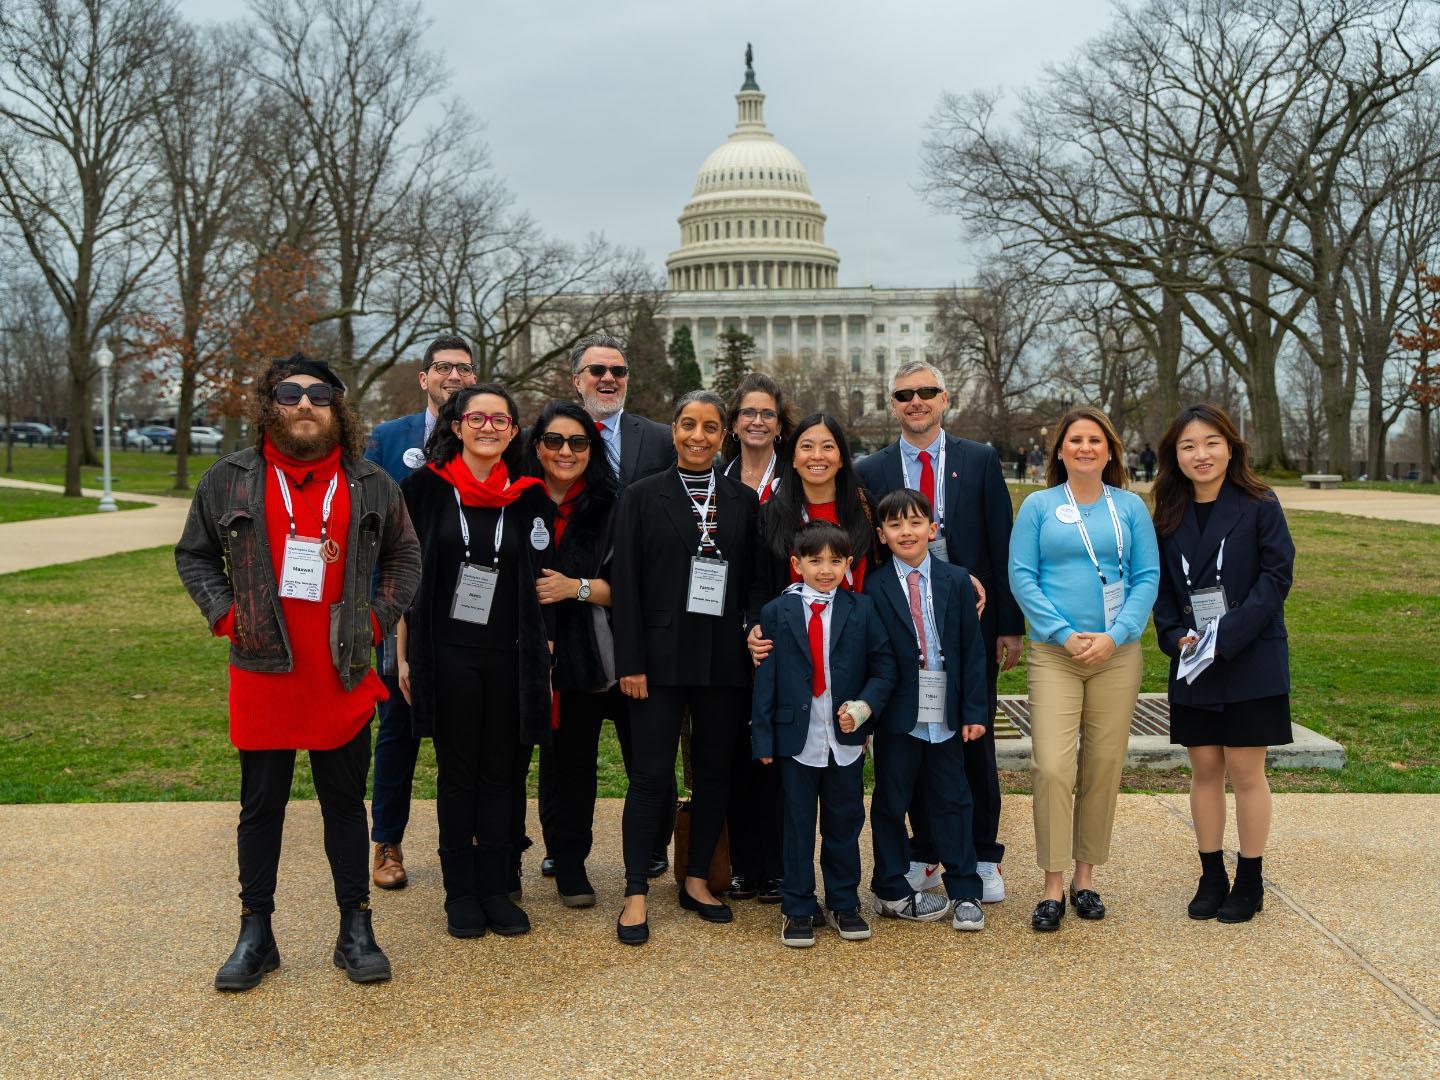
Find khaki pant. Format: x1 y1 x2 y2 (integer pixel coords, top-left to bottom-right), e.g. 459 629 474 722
1028 641 1143 872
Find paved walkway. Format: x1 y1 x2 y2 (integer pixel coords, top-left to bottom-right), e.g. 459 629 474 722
2 795 1435 1076
1270 486 1440 525
0 478 188 575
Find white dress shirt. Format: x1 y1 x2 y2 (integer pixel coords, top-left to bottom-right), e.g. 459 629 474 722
791 585 864 769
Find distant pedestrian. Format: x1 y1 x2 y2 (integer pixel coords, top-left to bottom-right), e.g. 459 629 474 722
1127 447 1140 482
1141 443 1157 483
1014 448 1027 482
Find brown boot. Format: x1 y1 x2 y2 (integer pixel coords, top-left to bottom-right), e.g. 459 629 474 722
372 842 408 890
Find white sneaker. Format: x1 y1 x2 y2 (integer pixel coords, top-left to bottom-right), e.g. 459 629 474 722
951 899 985 931
873 890 950 922
977 861 1005 903
905 860 943 892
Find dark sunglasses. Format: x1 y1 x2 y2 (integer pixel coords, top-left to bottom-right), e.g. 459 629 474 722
584 364 628 379
891 386 943 403
539 432 592 452
275 381 333 406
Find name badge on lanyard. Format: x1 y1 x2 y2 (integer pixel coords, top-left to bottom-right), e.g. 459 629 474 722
917 669 947 725
1182 538 1228 631
450 489 504 625
682 470 728 617
275 467 339 603
905 441 949 563
1064 482 1126 631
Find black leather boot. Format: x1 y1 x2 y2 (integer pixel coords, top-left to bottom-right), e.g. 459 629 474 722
332 905 392 983
1188 849 1231 920
215 909 280 991
1217 855 1264 923
440 849 486 938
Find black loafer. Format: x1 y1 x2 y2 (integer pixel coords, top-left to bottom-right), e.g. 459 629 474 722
727 875 759 900
1069 886 1105 920
756 878 783 904
646 856 669 879
678 887 734 923
1031 895 1066 932
616 917 649 945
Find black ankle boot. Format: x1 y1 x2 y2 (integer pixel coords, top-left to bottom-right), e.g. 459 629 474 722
1188 850 1231 920
332 905 392 982
440 849 486 938
215 909 280 991
480 894 531 936
1217 855 1264 923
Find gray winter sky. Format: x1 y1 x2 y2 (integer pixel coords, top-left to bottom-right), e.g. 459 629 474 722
182 0 1116 287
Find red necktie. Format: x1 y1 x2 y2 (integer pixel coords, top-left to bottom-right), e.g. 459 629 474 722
917 449 936 510
809 601 826 696
906 570 928 666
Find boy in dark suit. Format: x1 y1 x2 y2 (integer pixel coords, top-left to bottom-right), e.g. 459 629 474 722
864 489 990 931
752 522 897 948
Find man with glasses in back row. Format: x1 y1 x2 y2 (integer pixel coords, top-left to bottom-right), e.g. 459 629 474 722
363 335 478 890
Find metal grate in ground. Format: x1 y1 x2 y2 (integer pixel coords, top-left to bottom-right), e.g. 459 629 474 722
994 692 1171 738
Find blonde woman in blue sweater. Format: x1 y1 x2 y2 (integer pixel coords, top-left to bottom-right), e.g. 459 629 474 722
1008 407 1159 931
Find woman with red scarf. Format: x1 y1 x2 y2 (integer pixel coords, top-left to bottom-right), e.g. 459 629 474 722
397 383 555 940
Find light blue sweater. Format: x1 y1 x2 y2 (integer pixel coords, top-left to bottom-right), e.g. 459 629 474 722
1007 485 1159 647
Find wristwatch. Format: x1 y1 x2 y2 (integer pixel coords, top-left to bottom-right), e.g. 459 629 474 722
576 578 591 602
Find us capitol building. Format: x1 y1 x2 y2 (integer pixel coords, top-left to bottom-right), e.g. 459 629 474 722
654 48 948 427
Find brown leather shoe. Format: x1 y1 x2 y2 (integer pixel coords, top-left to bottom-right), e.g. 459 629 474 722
372 842 407 889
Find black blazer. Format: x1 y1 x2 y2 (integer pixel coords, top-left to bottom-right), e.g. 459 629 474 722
855 435 1024 641
617 411 677 488
611 466 759 688
863 558 989 735
1153 482 1295 707
750 589 897 760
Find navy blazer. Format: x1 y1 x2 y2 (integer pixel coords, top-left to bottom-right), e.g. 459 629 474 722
863 558 989 735
1153 482 1295 706
364 411 428 486
751 589 898 760
855 434 1024 641
616 411 677 488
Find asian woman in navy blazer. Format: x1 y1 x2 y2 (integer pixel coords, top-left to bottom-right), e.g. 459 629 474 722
1151 403 1295 925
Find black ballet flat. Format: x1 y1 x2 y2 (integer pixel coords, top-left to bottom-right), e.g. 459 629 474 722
678 887 734 923
1068 886 1106 920
1032 895 1065 932
616 917 649 946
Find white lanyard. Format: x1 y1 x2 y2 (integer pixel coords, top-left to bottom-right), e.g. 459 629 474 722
893 558 944 666
274 465 338 543
454 488 505 567
1064 483 1124 586
1180 538 1225 591
727 453 777 494
680 470 719 556
903 438 946 528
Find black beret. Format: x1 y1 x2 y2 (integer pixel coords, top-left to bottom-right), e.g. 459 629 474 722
270 352 347 393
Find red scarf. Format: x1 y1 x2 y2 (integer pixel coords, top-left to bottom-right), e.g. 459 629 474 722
430 455 544 506
264 439 342 489
553 478 585 545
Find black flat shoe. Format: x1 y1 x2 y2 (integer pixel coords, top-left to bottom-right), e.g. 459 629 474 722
1031 895 1065 932
646 856 669 879
616 917 649 945
756 878 783 904
678 887 734 923
727 875 759 900
1069 887 1105 920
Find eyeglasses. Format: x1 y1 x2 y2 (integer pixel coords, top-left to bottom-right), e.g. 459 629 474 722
539 432 592 452
428 360 474 376
891 386 944 403
583 364 628 379
737 407 778 422
275 381 333 407
459 411 513 431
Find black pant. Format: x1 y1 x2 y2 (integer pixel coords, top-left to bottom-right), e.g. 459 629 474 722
728 710 783 884
779 754 865 917
622 685 742 895
432 645 523 899
237 723 371 914
873 729 981 902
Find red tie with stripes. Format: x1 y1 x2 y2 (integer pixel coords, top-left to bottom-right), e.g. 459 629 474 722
809 601 826 696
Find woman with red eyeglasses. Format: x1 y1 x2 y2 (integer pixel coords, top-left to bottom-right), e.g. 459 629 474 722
397 383 555 940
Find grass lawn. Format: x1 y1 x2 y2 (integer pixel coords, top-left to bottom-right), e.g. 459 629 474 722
1 444 218 498
0 487 149 523
0 503 1435 803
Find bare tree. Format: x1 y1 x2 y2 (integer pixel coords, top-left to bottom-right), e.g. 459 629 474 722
0 0 176 495
1056 282 1156 443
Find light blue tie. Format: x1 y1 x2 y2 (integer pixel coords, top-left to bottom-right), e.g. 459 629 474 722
599 419 620 476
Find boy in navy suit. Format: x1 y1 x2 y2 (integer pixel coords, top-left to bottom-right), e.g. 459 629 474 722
752 522 897 948
864 489 990 931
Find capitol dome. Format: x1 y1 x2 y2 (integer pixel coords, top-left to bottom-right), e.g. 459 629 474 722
666 50 839 292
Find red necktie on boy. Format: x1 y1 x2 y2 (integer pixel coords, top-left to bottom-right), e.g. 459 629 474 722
809 601 826 696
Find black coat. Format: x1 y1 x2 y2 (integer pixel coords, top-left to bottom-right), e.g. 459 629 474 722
611 466 759 688
399 466 556 743
616 411 677 488
1153 482 1294 707
551 494 617 695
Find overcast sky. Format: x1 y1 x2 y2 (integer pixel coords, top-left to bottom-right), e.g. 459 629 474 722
182 0 1117 287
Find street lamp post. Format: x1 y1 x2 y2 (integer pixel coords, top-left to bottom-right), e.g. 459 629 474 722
94 344 116 512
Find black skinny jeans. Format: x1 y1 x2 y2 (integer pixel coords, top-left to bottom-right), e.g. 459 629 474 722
237 723 371 914
622 685 743 896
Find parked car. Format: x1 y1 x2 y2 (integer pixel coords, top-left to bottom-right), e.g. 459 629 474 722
1403 468 1421 481
187 426 223 452
137 425 176 449
2 422 58 445
124 429 154 449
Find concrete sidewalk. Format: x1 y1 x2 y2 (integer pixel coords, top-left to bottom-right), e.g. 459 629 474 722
0 478 187 575
1272 486 1440 525
2 795 1435 1077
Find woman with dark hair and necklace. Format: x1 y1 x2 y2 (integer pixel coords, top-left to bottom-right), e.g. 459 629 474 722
722 371 795 505
1151 403 1294 924
610 389 759 944
397 383 555 940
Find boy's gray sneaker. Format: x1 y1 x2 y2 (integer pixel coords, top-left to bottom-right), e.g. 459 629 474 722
951 898 985 931
873 890 949 922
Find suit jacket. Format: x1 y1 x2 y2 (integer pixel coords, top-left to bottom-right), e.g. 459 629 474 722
365 410 429 486
617 411 677 488
611 466 758 688
750 589 897 760
1153 482 1294 706
855 434 1024 641
863 558 989 735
